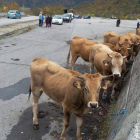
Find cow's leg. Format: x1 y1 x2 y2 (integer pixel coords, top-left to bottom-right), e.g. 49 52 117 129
102 80 111 99
32 88 43 130
60 108 70 140
76 116 83 140
90 62 94 74
71 55 78 71
111 78 121 100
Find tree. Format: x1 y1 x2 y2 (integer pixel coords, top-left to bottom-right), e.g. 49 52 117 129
4 2 19 12
21 5 25 12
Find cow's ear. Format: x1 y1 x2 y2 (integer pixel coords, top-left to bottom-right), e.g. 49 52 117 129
73 81 81 89
103 60 110 66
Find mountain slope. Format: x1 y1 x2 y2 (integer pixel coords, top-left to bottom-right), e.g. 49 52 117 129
74 0 140 19
1 0 95 8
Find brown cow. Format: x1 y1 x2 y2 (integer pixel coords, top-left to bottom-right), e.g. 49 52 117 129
67 36 130 71
89 44 127 99
104 32 134 59
136 28 140 36
66 36 96 70
29 57 110 140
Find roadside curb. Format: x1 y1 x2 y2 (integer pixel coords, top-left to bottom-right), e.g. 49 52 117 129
0 22 38 40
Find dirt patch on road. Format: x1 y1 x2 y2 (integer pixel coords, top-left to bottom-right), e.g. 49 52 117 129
6 100 110 140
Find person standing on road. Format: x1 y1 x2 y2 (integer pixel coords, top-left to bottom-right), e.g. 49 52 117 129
49 15 52 27
42 14 44 26
45 15 49 28
137 22 139 29
39 12 42 26
116 18 121 27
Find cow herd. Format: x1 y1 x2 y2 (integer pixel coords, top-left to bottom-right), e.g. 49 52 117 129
29 28 140 140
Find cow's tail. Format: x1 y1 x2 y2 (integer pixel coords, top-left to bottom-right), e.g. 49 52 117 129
27 84 32 103
66 47 71 68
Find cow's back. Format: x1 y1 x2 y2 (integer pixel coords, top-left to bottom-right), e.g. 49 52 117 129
30 57 70 88
127 31 137 43
104 31 119 45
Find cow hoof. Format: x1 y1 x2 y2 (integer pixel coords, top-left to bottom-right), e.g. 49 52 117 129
102 94 107 99
33 124 39 130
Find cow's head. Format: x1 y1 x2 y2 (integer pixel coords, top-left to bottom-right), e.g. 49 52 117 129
74 73 112 108
118 35 134 48
116 47 132 61
103 52 126 77
135 35 140 47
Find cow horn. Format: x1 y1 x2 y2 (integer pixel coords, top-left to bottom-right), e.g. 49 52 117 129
127 47 131 50
74 75 84 79
130 43 134 45
122 56 127 59
118 42 122 46
102 74 113 79
107 53 113 58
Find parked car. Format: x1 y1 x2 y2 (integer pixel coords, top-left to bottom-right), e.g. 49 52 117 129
52 15 63 25
110 16 116 19
74 15 82 19
83 15 91 19
62 13 72 22
7 10 21 19
68 13 74 19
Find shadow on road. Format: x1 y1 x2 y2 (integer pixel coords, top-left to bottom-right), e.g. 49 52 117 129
0 77 30 101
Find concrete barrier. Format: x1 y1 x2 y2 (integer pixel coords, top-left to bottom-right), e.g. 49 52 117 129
107 53 140 140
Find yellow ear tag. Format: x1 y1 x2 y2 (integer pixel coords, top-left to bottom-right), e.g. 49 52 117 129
102 86 107 89
77 84 81 89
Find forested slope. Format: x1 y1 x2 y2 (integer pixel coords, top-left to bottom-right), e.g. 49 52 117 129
74 0 140 19
0 0 95 8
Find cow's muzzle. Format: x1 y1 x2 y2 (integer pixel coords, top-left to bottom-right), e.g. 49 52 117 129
113 74 121 77
89 103 98 108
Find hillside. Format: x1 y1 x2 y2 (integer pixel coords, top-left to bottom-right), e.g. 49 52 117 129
0 0 95 8
74 0 140 19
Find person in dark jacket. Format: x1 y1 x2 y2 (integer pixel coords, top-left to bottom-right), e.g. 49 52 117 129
116 18 121 27
49 15 52 27
137 22 139 29
45 15 49 28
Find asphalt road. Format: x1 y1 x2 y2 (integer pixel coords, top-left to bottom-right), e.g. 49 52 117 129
0 18 137 140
